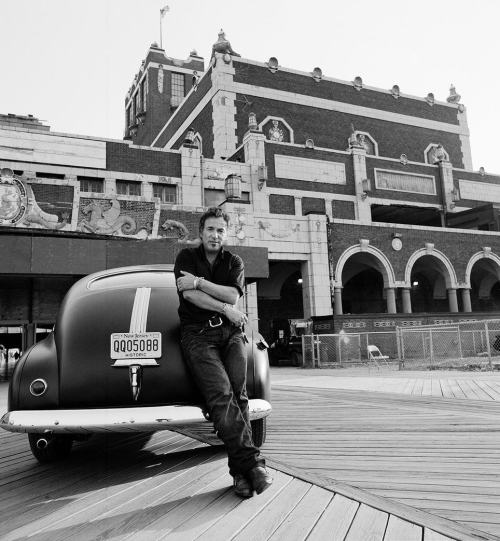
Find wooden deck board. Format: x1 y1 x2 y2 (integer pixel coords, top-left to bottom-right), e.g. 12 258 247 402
306 493 360 541
3 376 500 541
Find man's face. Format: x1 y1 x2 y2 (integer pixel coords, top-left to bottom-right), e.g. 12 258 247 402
200 216 228 254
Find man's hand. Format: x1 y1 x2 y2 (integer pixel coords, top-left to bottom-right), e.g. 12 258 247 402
223 304 248 327
176 270 196 292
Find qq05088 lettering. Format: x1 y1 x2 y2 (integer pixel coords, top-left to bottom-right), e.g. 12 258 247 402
110 332 162 359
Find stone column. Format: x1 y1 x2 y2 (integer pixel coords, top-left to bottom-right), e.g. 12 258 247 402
386 288 397 314
402 288 412 314
448 288 459 313
334 287 343 315
461 288 472 313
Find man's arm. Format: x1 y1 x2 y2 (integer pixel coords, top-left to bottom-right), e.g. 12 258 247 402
181 288 247 326
176 270 239 304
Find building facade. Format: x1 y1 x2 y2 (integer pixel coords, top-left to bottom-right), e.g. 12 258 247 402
2 32 500 357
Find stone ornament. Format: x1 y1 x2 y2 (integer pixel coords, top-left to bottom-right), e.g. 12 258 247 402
479 166 486 176
266 57 279 73
212 29 241 58
157 65 164 94
0 168 27 225
311 67 323 82
447 84 461 104
390 85 400 99
399 154 408 165
248 112 258 131
268 120 284 142
425 93 435 106
352 76 363 91
391 237 403 251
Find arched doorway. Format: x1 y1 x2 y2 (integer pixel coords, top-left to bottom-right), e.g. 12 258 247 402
469 259 500 311
408 254 454 313
340 252 391 314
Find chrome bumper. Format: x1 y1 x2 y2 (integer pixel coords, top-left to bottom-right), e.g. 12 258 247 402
0 399 271 434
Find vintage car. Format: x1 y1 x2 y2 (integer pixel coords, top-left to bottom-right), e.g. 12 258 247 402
0 265 271 463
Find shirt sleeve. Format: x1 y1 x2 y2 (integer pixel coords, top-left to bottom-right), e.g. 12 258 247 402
174 249 196 281
228 254 245 297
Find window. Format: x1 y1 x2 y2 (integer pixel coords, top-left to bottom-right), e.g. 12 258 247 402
152 183 177 203
116 180 141 196
171 72 185 103
36 172 65 179
204 189 250 207
78 176 104 193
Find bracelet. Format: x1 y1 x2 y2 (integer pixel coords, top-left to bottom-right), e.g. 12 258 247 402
193 277 199 290
221 303 229 314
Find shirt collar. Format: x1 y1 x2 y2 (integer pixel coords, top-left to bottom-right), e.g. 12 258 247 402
197 243 225 263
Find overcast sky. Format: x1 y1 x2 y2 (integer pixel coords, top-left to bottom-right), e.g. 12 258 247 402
1 0 498 173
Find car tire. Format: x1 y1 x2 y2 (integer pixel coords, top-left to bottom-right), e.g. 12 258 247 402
251 418 266 447
28 433 73 463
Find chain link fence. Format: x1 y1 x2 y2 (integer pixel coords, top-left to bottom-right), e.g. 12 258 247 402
300 320 500 370
301 331 397 368
397 319 500 370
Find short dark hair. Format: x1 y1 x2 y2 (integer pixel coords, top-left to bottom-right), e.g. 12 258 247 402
199 207 230 233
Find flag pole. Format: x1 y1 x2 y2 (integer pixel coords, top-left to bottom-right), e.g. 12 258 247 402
159 6 169 50
160 12 163 49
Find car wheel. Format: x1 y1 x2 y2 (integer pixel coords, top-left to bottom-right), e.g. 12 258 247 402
251 418 266 447
28 433 73 463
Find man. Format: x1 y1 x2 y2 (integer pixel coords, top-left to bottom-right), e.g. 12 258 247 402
174 207 272 498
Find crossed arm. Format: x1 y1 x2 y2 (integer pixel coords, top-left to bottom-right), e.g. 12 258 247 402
176 270 248 326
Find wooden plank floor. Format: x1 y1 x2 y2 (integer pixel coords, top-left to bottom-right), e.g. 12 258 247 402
267 372 500 540
0 378 497 541
0 428 467 541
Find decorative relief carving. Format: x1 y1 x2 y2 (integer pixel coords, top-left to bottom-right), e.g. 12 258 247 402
78 198 137 236
257 220 300 238
268 120 284 142
0 168 27 225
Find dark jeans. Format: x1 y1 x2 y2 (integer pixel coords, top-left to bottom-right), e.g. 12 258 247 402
181 322 264 476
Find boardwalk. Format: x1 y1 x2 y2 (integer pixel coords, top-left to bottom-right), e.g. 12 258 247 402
1 370 500 540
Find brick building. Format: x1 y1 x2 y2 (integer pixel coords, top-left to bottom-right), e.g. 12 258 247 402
2 32 500 355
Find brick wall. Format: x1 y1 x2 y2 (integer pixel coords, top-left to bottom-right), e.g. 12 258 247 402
154 67 213 148
106 142 181 177
171 102 215 158
265 143 355 195
235 96 464 168
332 200 356 219
330 222 500 283
233 61 459 125
365 157 442 204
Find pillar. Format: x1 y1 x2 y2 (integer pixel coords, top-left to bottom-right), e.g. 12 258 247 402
386 288 397 314
461 288 472 313
448 288 459 313
334 287 343 315
402 288 412 314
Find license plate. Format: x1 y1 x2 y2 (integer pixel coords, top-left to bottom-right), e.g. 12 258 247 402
110 332 162 359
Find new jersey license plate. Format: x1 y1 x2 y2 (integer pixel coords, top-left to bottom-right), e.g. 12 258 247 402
110 332 162 359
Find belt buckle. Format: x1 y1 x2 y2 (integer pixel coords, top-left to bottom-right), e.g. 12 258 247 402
209 316 223 328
